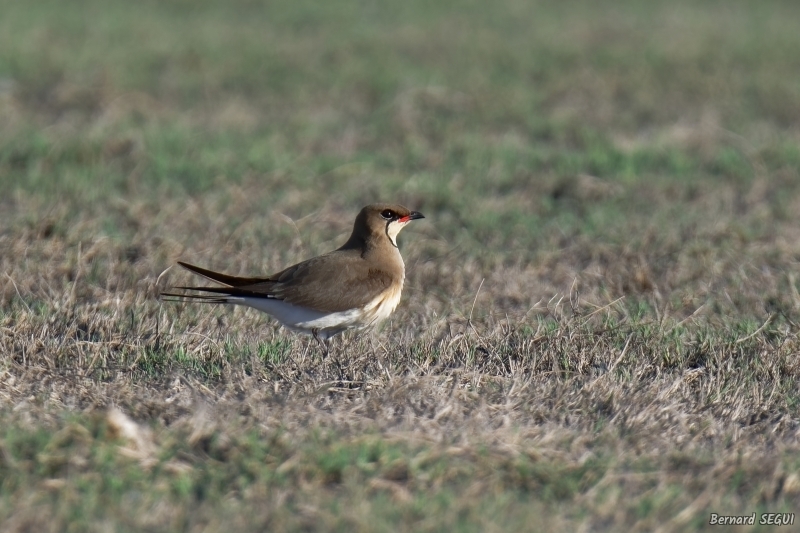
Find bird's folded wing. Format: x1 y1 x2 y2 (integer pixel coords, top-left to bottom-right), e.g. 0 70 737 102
242 253 396 313
174 254 396 314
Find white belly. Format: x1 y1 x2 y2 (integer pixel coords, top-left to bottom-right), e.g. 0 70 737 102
228 284 403 339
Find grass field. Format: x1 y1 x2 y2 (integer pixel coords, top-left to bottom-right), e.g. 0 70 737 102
3 0 800 530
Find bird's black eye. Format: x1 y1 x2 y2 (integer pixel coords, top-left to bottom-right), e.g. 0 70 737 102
380 209 395 220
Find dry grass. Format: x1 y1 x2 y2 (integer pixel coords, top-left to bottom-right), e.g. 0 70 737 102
4 177 800 530
3 0 800 531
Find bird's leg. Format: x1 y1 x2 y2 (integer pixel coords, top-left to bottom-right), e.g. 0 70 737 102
312 328 329 359
313 329 346 382
330 335 349 383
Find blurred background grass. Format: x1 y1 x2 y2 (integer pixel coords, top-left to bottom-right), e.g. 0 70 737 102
3 1 800 530
3 0 800 326
3 0 799 260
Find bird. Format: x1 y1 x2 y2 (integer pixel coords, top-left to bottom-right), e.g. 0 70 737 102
160 203 424 354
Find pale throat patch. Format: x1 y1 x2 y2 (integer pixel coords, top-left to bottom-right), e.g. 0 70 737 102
386 219 409 247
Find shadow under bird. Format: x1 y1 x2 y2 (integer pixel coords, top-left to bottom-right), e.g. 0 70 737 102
160 203 424 353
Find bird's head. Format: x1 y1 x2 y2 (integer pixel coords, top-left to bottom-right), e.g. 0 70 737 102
351 203 425 248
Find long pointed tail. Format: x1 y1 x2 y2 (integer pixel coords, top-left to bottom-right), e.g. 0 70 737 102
160 262 276 304
176 261 271 287
159 290 233 305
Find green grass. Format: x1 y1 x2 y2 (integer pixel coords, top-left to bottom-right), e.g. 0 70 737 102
0 414 601 531
3 411 795 532
3 0 800 531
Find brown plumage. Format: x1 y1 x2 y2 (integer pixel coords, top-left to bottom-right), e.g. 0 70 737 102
161 203 424 342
